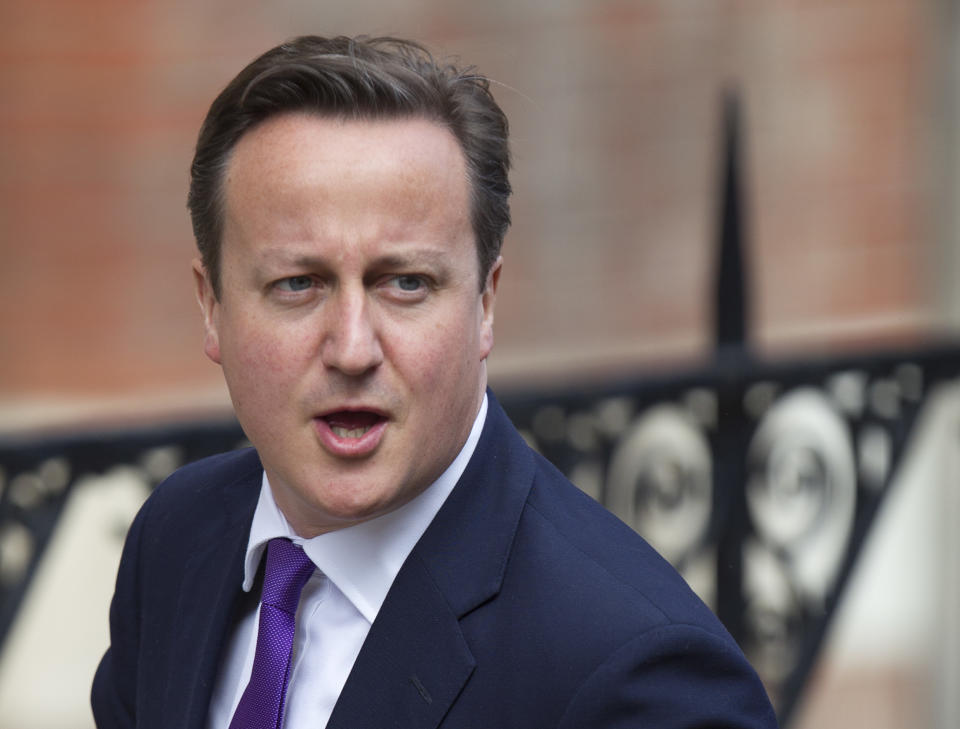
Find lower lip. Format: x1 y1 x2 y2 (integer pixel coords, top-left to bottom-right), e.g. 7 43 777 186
313 417 387 458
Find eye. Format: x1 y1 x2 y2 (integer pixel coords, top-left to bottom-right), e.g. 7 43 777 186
378 273 431 302
275 275 315 292
394 275 424 292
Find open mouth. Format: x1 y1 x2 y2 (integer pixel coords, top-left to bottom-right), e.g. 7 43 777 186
321 410 386 439
313 408 389 457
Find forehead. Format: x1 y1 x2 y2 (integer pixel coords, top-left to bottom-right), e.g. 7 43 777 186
220 113 474 259
225 112 468 200
221 114 482 283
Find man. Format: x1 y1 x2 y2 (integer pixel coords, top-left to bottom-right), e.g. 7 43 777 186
92 35 778 729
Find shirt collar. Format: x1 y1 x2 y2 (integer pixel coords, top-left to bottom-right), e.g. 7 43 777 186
242 393 488 624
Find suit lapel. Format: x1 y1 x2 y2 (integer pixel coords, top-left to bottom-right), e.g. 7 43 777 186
329 395 535 729
162 451 262 729
326 555 475 729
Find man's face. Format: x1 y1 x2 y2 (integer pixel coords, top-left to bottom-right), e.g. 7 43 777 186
194 113 500 537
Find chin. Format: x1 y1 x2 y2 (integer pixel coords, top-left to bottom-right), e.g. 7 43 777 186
309 484 398 524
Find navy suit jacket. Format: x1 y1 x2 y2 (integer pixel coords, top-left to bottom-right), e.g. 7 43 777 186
92 395 777 728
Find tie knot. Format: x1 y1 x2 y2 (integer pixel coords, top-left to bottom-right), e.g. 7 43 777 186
261 537 315 615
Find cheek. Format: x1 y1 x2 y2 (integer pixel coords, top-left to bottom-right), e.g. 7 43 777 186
414 318 481 385
387 334 443 388
220 319 311 391
377 318 449 393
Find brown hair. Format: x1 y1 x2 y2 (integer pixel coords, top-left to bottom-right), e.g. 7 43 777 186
187 35 511 296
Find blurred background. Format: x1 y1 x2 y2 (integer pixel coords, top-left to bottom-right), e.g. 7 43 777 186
2 0 960 726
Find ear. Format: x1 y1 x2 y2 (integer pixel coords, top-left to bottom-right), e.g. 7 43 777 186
479 256 502 360
192 258 222 365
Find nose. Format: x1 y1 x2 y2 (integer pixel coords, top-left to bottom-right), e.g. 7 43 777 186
320 286 384 376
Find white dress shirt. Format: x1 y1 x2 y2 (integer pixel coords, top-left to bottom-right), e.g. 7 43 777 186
206 395 488 729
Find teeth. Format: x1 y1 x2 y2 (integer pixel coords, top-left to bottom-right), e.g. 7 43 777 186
331 425 371 438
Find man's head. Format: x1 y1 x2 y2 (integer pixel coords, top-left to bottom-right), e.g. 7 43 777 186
190 37 510 537
188 35 511 297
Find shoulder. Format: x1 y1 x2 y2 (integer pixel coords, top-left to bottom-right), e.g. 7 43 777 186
519 453 778 725
478 394 723 637
145 447 261 513
114 447 261 611
156 446 262 494
130 447 262 551
462 414 777 725
519 449 724 633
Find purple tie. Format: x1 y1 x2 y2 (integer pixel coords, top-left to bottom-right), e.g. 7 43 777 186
229 537 315 729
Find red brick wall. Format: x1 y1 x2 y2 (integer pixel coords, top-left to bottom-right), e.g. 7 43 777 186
0 0 935 401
